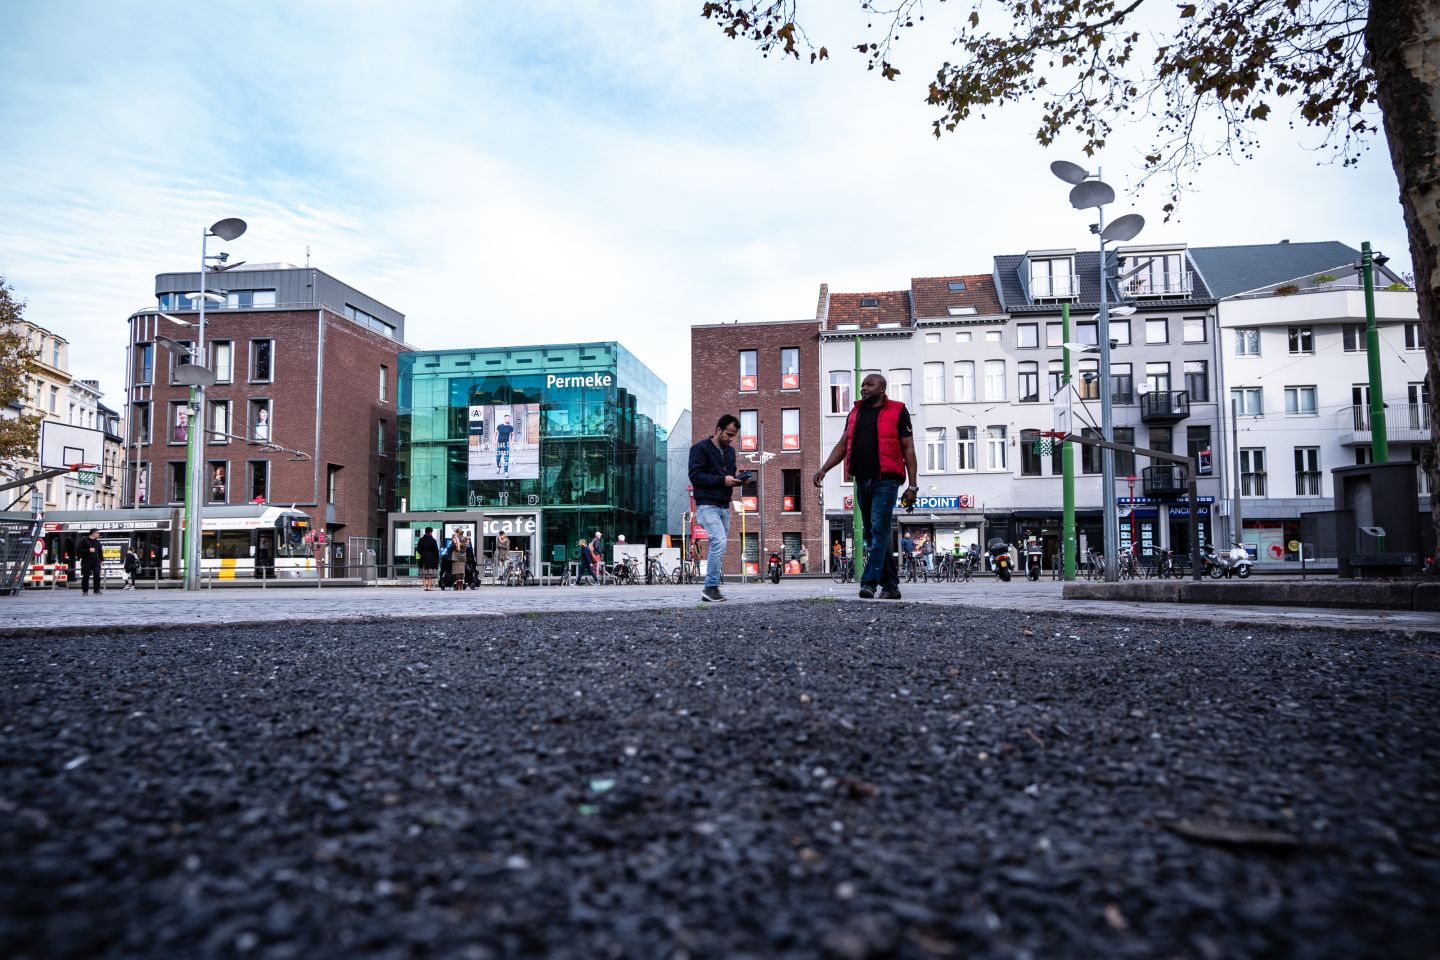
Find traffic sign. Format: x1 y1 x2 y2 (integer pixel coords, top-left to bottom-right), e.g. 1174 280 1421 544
32 538 44 557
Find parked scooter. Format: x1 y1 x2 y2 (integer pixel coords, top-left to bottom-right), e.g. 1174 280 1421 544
1204 541 1254 579
767 549 783 584
987 538 1014 582
1025 541 1044 581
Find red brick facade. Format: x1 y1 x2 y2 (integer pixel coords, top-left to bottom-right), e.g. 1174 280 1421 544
127 307 404 558
690 320 823 576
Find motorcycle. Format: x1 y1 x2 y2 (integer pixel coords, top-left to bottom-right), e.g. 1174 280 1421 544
767 549 783 584
1203 541 1253 579
987 538 1014 582
1025 542 1043 581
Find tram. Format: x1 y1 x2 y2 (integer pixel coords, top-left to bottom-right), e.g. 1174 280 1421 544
39 505 317 581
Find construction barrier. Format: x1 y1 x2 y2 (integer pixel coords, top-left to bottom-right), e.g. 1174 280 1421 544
25 563 70 587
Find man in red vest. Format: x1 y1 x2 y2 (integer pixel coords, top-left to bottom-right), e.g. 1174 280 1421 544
813 373 918 599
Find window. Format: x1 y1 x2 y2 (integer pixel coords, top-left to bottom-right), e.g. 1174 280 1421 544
1119 252 1188 296
1145 318 1169 344
1284 385 1318 415
1114 427 1136 476
1018 362 1040 403
924 362 945 403
132 402 151 445
208 461 228 503
781 408 800 450
219 289 277 309
828 371 851 413
1082 428 1102 474
984 360 1006 400
925 332 941 344
1149 426 1173 454
782 469 802 512
380 364 389 402
948 280 967 291
985 426 1007 471
1235 328 1260 356
169 401 191 444
1182 316 1207 343
1288 326 1314 354
378 419 388 456
1020 429 1043 477
48 385 58 412
1343 323 1365 351
956 427 977 471
925 428 947 472
1030 258 1074 297
168 461 187 503
955 330 973 343
953 362 976 402
1187 426 1212 477
326 465 340 504
1406 322 1424 351
1184 360 1209 402
1145 362 1171 395
1110 319 1131 345
739 350 757 391
1076 321 1098 345
1048 360 1065 399
208 399 230 444
168 340 193 384
985 330 1002 342
1240 448 1267 496
52 340 61 367
739 410 758 451
68 402 76 424
780 348 800 389
250 399 271 442
1111 363 1133 404
1232 386 1264 416
888 368 912 407
1045 322 1063 347
210 341 233 383
1077 360 1099 400
1352 383 1371 408
1017 323 1039 348
1295 447 1321 496
250 339 273 382
251 289 276 307
137 343 154 385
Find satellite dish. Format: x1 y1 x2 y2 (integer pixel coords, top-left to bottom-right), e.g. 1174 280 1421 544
174 364 217 387
209 217 248 242
1101 213 1145 242
1109 305 1138 317
1050 161 1089 185
1061 341 1096 353
1137 383 1151 396
1069 180 1116 209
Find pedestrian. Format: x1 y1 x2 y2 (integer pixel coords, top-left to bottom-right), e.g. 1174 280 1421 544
447 533 470 591
590 530 604 570
577 538 596 585
813 373 918 600
416 527 440 591
799 543 810 573
688 413 742 602
901 531 915 561
77 529 104 596
497 529 510 560
921 534 935 572
122 546 140 590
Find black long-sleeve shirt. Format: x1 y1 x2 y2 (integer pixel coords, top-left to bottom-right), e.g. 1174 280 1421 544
688 438 738 507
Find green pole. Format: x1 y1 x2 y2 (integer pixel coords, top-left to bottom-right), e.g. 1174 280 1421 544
1061 303 1077 581
852 335 864 576
1362 241 1389 463
183 387 198 584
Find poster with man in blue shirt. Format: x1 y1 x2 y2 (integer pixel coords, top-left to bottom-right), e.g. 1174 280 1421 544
468 404 539 480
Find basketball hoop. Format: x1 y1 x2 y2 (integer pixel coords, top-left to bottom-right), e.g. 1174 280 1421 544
69 463 99 486
1032 431 1068 455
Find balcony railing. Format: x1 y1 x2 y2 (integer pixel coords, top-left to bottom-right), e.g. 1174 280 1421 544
1140 390 1191 424
1241 472 1267 497
1029 274 1080 299
1336 403 1431 445
1294 471 1322 496
1120 272 1194 298
1142 464 1187 497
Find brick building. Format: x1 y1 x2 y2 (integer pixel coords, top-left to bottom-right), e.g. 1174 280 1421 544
124 264 408 567
690 319 822 575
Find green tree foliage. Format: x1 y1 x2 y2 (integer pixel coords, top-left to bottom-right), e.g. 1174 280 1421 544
0 276 43 467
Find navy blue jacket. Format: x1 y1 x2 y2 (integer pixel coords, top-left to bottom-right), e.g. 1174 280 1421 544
688 437 737 508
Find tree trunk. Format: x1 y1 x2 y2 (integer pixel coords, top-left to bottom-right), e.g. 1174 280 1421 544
1368 0 1440 571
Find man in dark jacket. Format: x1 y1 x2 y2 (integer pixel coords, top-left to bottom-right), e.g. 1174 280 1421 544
687 413 742 602
813 373 918 600
77 529 104 596
415 527 440 591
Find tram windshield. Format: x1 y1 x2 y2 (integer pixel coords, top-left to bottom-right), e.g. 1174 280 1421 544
278 514 311 558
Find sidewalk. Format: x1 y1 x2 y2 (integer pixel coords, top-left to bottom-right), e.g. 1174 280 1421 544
6 577 1439 637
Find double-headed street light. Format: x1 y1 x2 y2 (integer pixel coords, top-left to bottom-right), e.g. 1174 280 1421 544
1051 161 1144 582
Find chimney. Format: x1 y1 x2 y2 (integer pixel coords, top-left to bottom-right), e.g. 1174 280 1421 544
816 283 830 327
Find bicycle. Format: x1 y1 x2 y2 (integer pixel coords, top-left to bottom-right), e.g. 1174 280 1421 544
671 558 702 584
612 557 639 585
1082 549 1106 581
831 555 855 584
501 557 528 587
901 552 928 583
645 556 669 584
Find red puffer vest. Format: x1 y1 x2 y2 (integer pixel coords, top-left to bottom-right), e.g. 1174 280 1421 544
843 399 906 478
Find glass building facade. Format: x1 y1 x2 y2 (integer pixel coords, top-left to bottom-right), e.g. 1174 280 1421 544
395 341 667 574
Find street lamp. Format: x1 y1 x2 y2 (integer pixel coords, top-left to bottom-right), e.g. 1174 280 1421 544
175 217 247 589
1051 161 1144 582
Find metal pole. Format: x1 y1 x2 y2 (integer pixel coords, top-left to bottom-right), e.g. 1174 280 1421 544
757 419 766 564
1231 397 1243 547
852 335 864 575
1362 241 1389 463
1188 469 1202 581
184 227 208 591
1098 211 1119 582
1061 303 1076 581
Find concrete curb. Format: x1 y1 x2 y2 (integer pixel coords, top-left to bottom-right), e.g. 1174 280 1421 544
1064 579 1431 610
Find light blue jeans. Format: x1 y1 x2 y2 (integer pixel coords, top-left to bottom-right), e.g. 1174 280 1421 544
696 504 731 588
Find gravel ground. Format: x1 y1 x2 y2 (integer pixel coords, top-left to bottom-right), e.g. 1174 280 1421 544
3 602 1439 959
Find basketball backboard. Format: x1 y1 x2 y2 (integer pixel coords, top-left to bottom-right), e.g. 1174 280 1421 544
1052 382 1077 436
40 421 104 470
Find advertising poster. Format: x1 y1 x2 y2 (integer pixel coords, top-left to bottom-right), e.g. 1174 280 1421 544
468 404 540 480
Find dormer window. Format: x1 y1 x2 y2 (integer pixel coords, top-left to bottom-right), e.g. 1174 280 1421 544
1118 249 1191 298
947 306 978 317
861 297 879 307
1028 255 1076 299
947 280 967 292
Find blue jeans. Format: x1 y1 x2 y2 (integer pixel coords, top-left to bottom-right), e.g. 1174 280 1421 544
857 477 900 591
696 504 731 588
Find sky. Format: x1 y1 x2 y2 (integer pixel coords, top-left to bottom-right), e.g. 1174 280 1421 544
0 1 1412 426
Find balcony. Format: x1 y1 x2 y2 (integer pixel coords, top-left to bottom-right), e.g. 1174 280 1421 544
1140 390 1190 424
1142 464 1187 497
1120 272 1194 298
1029 274 1080 300
1240 472 1267 497
1294 471 1322 496
1336 403 1431 446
